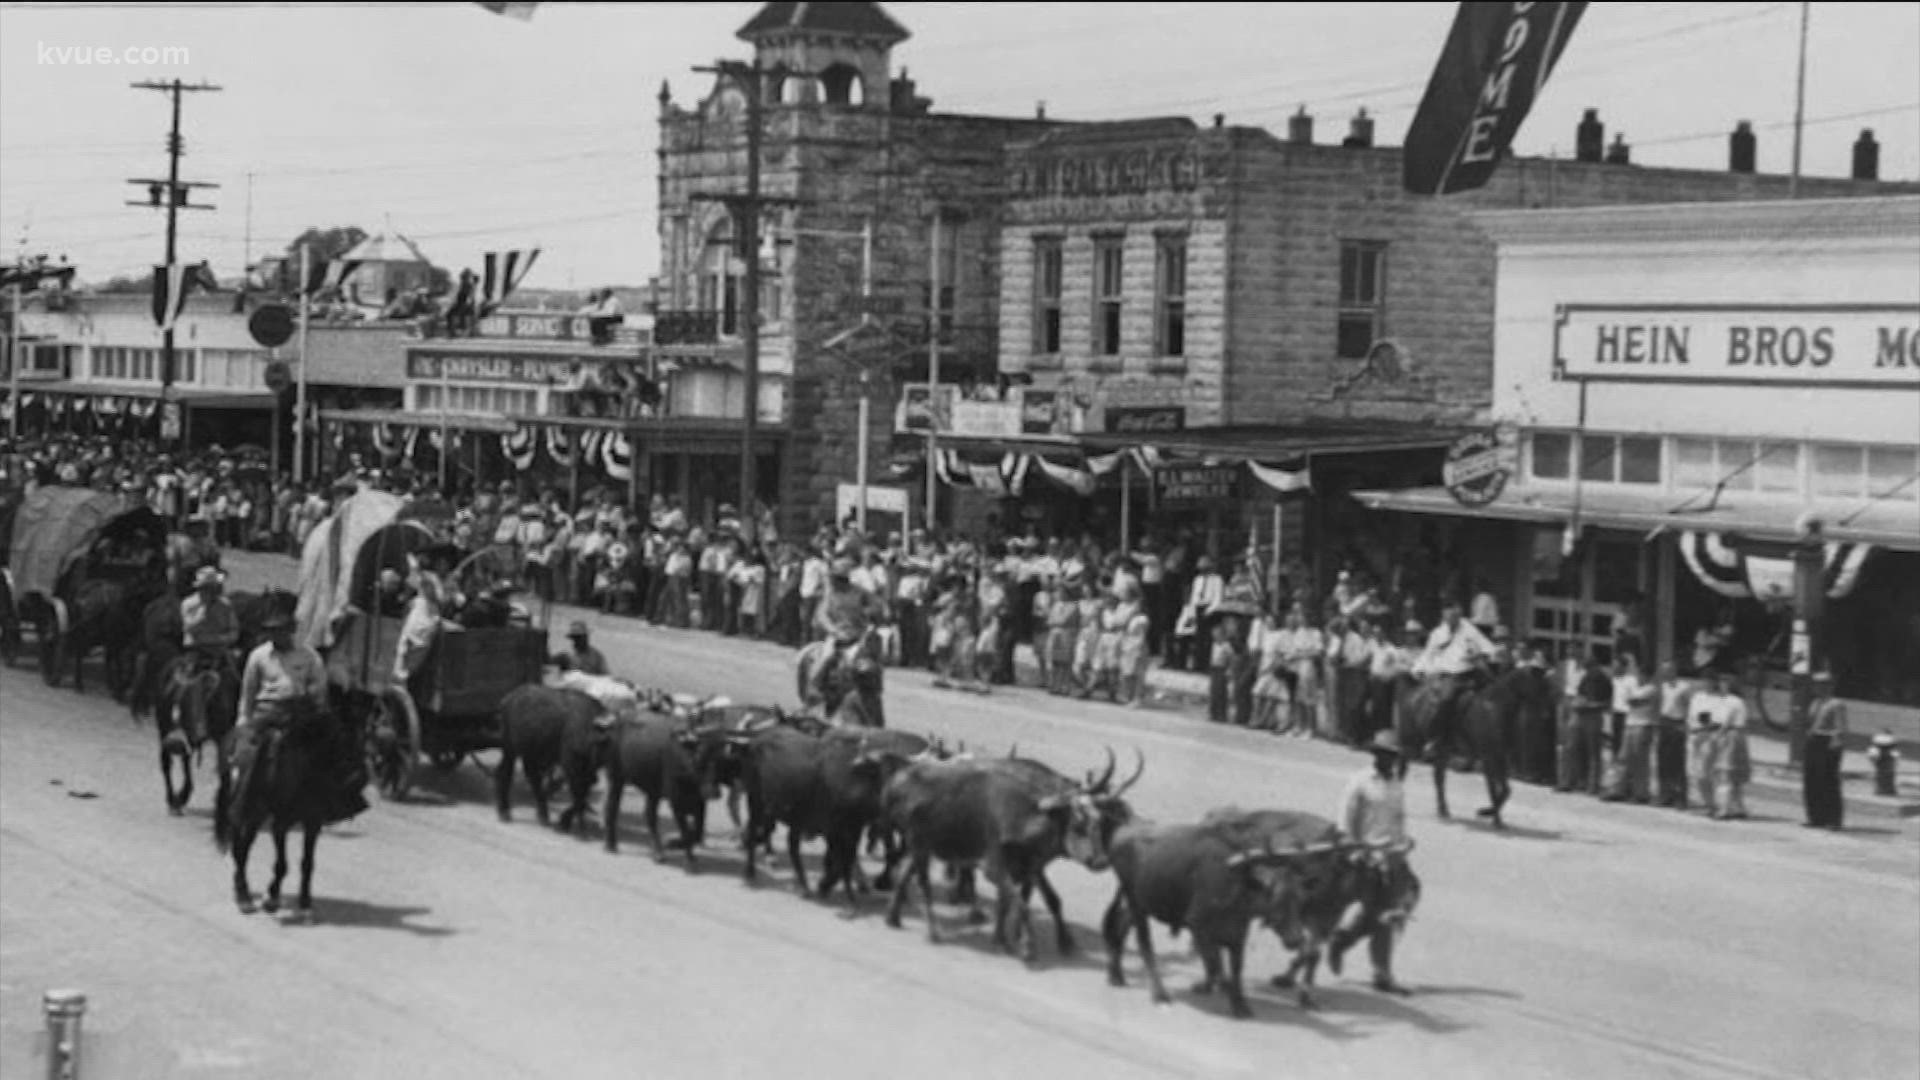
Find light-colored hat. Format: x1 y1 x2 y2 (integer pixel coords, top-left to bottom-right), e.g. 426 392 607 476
1368 729 1404 757
1812 668 1834 684
567 620 590 639
193 566 225 590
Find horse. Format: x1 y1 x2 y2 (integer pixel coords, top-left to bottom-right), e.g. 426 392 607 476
155 657 241 815
128 593 183 722
795 628 886 729
213 696 341 921
54 577 163 698
1397 663 1555 830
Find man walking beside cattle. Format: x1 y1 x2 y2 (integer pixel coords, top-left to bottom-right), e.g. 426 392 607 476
1326 729 1420 996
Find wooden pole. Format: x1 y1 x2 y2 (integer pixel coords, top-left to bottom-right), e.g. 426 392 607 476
1119 452 1131 553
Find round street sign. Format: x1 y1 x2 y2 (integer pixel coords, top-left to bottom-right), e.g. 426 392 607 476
263 360 293 395
1442 430 1516 508
249 304 295 349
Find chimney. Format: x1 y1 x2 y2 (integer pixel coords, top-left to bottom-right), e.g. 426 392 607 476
1730 121 1757 173
1035 101 1046 121
1213 113 1225 129
1605 134 1630 165
1343 107 1374 148
1853 129 1880 181
1288 106 1313 145
1576 107 1604 163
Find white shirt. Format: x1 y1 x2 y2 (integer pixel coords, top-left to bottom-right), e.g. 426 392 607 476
553 670 639 722
1187 573 1224 614
800 557 828 599
1341 767 1408 847
1414 619 1496 677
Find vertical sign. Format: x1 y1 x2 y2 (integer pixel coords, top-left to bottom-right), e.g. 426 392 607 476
1404 1 1589 195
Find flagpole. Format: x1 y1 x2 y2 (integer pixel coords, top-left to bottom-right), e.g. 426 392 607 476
294 244 311 484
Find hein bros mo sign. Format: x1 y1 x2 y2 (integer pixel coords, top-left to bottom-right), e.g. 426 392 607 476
1554 304 1920 389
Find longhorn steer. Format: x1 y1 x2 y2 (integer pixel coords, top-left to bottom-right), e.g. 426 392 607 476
601 712 727 869
496 684 607 832
1102 815 1346 1018
734 725 929 905
881 748 1143 963
1200 807 1411 1005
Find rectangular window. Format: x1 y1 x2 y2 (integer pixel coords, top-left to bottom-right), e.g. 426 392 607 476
1155 233 1187 358
175 351 197 385
1619 436 1662 485
1813 444 1866 500
1579 434 1618 483
1755 441 1801 495
720 274 741 337
1674 437 1717 489
1032 238 1063 355
939 229 958 341
1867 446 1919 501
1337 240 1386 359
1531 431 1572 479
1093 235 1124 357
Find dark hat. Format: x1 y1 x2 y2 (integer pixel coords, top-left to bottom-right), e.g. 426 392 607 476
567 620 590 639
259 609 295 632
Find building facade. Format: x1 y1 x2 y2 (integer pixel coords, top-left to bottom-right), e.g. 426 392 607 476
1357 196 1920 707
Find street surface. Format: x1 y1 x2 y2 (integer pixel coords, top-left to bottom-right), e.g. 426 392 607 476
3 551 1916 1080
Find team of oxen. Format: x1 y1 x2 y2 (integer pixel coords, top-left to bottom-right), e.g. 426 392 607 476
38 578 1456 1020
486 676 1419 1020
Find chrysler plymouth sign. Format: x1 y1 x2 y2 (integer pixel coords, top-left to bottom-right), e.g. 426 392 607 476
1554 304 1920 389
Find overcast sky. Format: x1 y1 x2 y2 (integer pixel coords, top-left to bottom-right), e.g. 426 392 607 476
2 1 1915 290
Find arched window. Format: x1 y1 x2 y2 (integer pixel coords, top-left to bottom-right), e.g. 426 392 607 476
698 219 743 338
819 63 865 107
779 73 817 106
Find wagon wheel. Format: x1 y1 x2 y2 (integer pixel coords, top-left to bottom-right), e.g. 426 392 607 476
363 687 422 802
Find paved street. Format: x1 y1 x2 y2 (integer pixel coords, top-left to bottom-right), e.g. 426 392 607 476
3 553 1916 1080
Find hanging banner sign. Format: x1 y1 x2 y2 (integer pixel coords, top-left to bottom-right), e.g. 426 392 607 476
408 350 589 386
1104 405 1186 434
1153 463 1240 508
1553 304 1920 389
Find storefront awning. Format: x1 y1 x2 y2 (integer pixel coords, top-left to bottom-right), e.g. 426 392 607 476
19 380 275 409
1352 484 1920 552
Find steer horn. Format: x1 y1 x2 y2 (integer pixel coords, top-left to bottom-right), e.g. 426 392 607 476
1088 746 1117 792
1110 747 1146 799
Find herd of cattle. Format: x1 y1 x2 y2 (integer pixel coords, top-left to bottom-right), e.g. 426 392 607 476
490 680 1411 1020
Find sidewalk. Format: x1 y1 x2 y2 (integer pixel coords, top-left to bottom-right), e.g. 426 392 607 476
1003 644 1920 824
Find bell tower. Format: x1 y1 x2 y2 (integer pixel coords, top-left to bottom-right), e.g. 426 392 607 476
736 1 909 110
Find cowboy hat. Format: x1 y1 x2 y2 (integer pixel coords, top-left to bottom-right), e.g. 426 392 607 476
1368 730 1404 757
193 566 225 590
567 620 591 639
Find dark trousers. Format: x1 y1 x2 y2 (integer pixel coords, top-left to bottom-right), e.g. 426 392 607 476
1803 733 1845 828
1338 665 1370 745
1232 655 1257 726
897 601 926 669
1209 665 1231 724
1365 678 1398 741
1191 613 1223 674
1559 707 1606 794
1656 721 1690 808
1142 583 1168 657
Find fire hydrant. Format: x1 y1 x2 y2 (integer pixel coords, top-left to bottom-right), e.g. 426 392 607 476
1866 731 1900 797
43 989 85 1080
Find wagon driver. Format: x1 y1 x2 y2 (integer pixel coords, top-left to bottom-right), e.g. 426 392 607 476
232 609 367 824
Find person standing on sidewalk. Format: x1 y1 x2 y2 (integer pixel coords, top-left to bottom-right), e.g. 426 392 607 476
1655 661 1694 810
1606 663 1659 804
1803 669 1848 830
1560 651 1612 795
1705 668 1752 821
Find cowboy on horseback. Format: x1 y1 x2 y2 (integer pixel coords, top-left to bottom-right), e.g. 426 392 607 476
232 610 368 825
1410 600 1498 755
805 557 883 714
179 566 240 685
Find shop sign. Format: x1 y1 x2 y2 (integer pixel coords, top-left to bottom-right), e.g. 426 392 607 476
407 350 587 386
1010 147 1205 200
896 384 955 433
1020 389 1074 435
1104 405 1186 434
1442 430 1517 507
1554 304 1920 389
1153 463 1240 508
951 398 1022 438
159 401 181 440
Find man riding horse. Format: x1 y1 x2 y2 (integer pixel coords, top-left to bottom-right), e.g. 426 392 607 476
179 566 241 686
1408 601 1500 763
230 609 368 826
804 557 885 718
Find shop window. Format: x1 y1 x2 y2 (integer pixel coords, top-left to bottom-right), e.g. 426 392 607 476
922 232 958 342
1154 232 1187 358
1032 238 1063 355
1867 446 1920 503
1674 437 1718 490
1093 234 1124 356
721 274 740 337
174 351 196 385
1618 436 1662 485
1813 444 1867 500
1578 434 1618 483
1755 441 1800 495
1531 431 1572 479
1337 240 1386 359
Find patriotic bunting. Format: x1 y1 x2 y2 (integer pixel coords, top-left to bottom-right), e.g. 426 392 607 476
1248 460 1312 494
1034 457 1097 496
1679 531 1874 602
502 425 537 472
480 249 540 316
545 425 575 468
602 431 633 481
474 1 540 19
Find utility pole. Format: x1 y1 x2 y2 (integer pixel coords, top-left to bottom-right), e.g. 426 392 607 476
691 58 800 542
127 79 221 451
1789 1 1810 199
924 213 943 533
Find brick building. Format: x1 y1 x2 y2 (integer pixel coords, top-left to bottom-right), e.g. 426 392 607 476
654 0 1057 537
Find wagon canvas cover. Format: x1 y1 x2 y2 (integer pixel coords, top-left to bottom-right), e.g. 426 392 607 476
7 487 138 599
295 490 407 651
